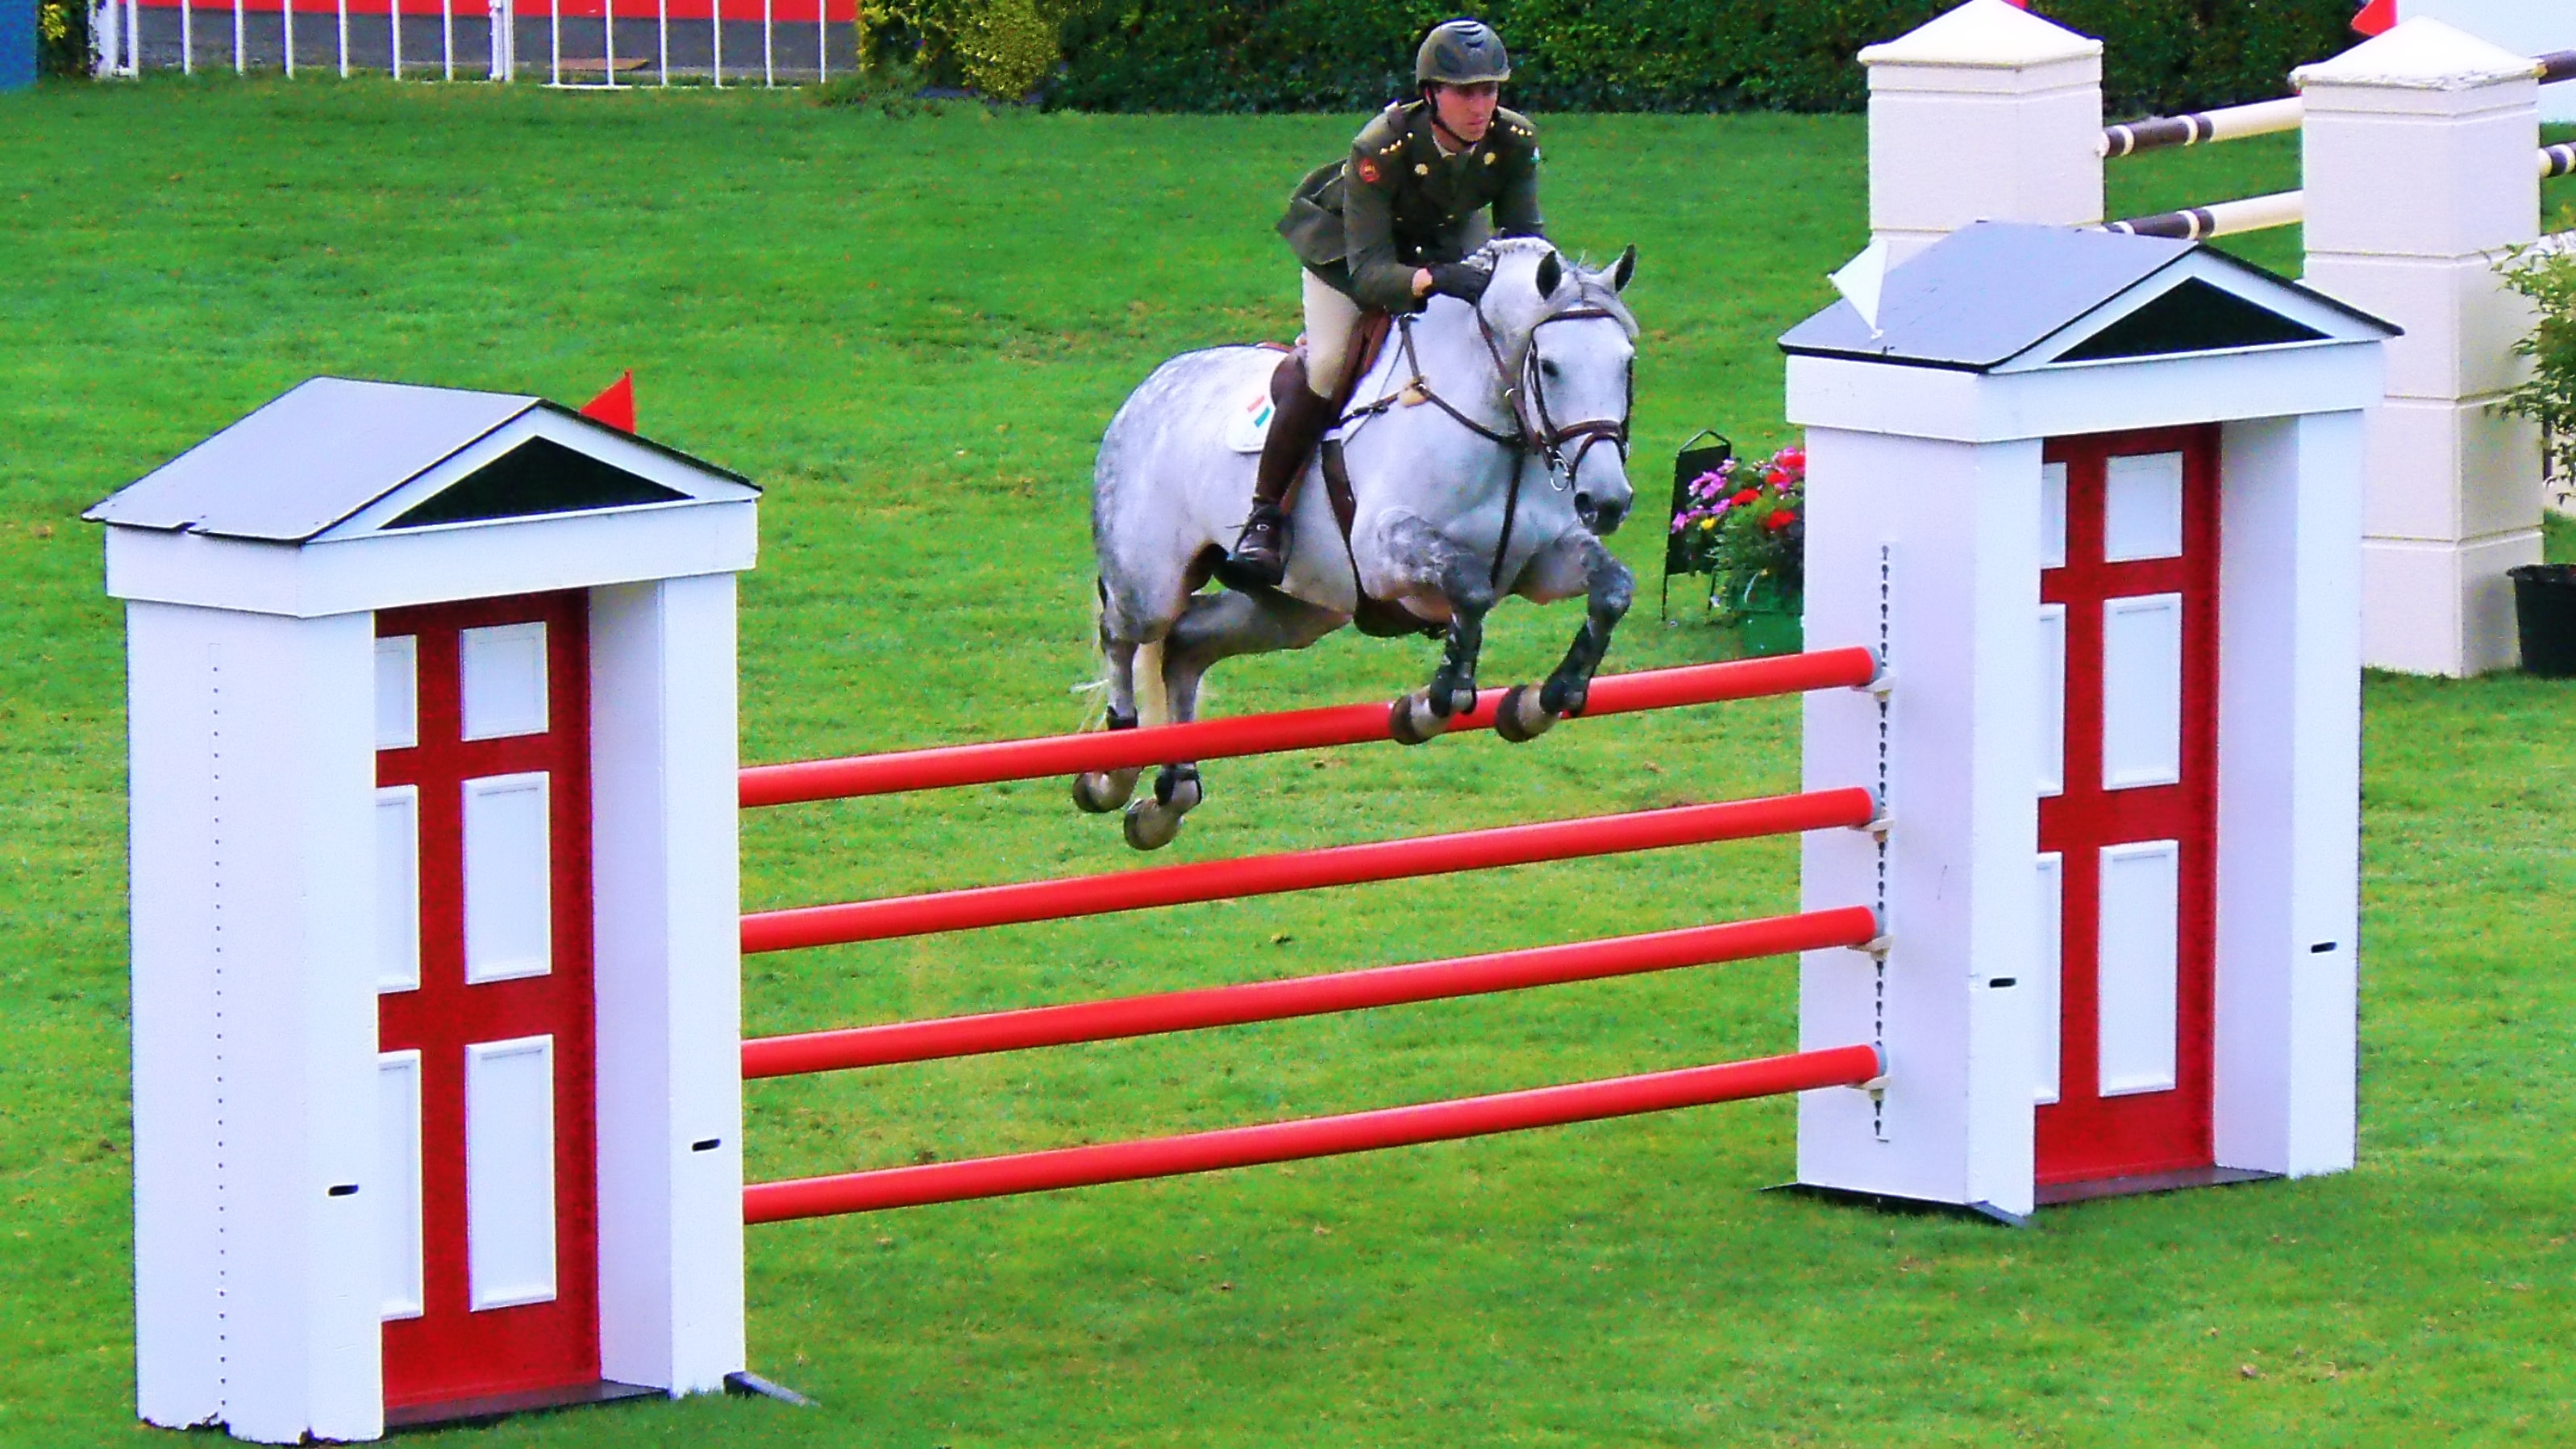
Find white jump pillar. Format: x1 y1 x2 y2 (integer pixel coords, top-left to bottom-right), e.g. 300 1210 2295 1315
1862 0 2104 265
2297 19 2545 676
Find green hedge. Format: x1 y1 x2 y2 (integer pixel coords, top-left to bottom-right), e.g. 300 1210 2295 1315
1044 1 2363 117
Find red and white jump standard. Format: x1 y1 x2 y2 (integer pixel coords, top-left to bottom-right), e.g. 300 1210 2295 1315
94 379 759 1443
1785 221 2390 1218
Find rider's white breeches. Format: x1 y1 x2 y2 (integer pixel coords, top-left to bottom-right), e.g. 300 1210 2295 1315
1301 269 1364 400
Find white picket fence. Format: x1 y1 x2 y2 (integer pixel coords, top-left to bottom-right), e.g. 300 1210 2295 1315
89 0 850 86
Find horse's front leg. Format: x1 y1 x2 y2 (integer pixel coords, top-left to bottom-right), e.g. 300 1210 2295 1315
1426 554 1495 717
1386 528 1496 745
1539 534 1633 716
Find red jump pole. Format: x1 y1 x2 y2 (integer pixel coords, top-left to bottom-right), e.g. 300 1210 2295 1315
740 647 1879 806
743 1043 1884 1222
743 905 1881 1076
741 787 1878 953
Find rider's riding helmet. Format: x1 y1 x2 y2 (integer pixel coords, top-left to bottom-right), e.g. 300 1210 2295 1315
1415 18 1510 87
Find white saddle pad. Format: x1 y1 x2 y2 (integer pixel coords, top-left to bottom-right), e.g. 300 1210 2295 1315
1221 381 1276 455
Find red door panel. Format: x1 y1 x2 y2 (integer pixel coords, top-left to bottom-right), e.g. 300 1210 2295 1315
2035 427 2220 1186
377 591 600 1409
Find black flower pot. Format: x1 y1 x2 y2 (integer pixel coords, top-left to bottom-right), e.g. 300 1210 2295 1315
2508 564 2576 677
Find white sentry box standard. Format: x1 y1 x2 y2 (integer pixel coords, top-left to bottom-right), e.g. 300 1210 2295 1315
1779 224 2392 1222
86 377 756 1443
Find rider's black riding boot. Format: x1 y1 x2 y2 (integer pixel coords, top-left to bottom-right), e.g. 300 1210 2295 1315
1218 357 1335 591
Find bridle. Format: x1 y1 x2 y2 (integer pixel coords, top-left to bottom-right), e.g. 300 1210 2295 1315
1339 283 1633 585
1509 304 1634 488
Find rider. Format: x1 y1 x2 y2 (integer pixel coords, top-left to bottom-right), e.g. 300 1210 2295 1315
1217 17 1548 590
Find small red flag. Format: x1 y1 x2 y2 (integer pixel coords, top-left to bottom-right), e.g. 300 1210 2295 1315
2353 0 2396 36
581 371 636 434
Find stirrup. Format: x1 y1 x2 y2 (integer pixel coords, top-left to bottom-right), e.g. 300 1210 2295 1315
1216 506 1288 591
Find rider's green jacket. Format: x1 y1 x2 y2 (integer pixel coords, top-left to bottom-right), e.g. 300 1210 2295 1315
1276 99 1546 315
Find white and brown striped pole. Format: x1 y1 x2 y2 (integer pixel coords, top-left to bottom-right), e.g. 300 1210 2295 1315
2099 96 2303 157
2104 189 2304 241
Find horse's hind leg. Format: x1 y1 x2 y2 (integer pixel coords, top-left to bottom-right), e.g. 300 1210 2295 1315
1121 587 1347 851
1072 630 1145 813
1075 577 1156 813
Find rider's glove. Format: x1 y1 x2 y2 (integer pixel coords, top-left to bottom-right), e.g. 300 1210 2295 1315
1426 262 1493 305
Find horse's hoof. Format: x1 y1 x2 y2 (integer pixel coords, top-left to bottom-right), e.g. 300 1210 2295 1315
1072 768 1139 814
1494 684 1557 743
1122 800 1186 851
1152 764 1202 813
1541 677 1592 718
1388 689 1449 746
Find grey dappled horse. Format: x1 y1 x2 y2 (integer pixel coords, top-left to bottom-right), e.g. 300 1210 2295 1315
1080 239 1641 849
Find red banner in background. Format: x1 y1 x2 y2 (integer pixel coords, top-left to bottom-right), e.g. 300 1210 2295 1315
138 0 859 20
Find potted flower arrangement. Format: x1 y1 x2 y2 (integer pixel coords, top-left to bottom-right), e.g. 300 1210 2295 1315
1670 443 1806 656
2498 233 2576 675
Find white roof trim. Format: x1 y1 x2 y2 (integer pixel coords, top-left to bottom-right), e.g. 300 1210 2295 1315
1991 251 2391 374
318 407 758 542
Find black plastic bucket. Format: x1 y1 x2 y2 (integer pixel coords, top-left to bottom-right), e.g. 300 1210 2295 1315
2509 564 2576 677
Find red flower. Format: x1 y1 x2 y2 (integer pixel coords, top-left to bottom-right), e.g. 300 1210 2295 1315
1730 489 1760 507
1765 510 1800 531
1765 468 1789 487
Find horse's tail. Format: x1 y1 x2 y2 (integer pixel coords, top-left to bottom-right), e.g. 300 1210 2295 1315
1084 576 1169 728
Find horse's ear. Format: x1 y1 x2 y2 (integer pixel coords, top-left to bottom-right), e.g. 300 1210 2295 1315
1534 252 1563 300
1610 244 1637 293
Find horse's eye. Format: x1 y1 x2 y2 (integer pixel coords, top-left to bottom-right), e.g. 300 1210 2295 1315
1540 360 1562 379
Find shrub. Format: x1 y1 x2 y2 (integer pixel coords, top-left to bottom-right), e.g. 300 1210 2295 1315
2499 231 2576 488
39 0 87 77
1043 0 2362 115
866 0 1090 100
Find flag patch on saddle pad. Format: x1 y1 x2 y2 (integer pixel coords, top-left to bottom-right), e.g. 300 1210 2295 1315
1222 383 1276 454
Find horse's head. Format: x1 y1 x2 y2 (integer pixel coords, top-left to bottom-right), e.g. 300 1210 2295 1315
1479 240 1640 535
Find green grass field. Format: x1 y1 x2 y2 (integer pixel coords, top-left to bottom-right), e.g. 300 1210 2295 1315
4 76 2576 1447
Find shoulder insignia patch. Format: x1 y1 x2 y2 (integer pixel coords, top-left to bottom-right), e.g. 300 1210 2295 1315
1355 155 1382 185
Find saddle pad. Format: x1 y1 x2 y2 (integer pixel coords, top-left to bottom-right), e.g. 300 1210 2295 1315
1221 383 1276 455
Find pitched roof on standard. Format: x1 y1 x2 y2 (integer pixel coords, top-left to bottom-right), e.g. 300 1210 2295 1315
83 376 751 543
1777 222 2396 373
